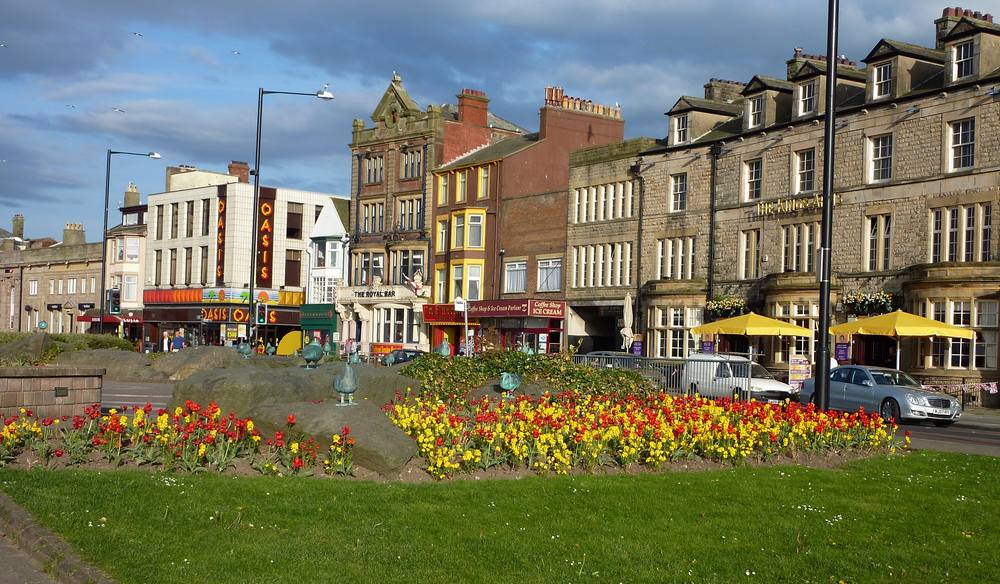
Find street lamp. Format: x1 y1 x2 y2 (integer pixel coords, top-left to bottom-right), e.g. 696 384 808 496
249 85 334 342
100 149 160 335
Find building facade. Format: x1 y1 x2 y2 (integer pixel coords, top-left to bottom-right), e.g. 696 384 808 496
426 87 625 354
340 74 524 357
612 7 1000 384
301 198 350 348
143 161 337 347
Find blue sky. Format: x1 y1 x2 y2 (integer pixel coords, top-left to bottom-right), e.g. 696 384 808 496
0 0 983 239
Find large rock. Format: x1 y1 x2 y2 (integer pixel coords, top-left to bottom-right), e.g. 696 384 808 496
173 362 422 475
151 346 249 380
0 333 53 363
54 349 166 382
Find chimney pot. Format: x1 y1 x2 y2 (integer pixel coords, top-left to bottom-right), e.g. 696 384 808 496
11 214 24 239
228 160 250 183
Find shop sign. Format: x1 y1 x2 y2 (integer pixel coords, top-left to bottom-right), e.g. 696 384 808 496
752 192 843 219
467 299 566 319
788 355 812 391
255 188 276 288
216 193 227 285
77 303 95 311
835 343 850 362
422 303 480 325
528 300 565 318
46 303 63 311
342 285 413 303
199 306 263 324
121 311 142 324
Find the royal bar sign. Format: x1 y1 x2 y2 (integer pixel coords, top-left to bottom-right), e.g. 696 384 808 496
255 187 277 289
753 192 843 218
215 189 227 285
465 299 566 318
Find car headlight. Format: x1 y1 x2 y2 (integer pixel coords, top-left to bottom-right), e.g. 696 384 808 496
906 394 929 407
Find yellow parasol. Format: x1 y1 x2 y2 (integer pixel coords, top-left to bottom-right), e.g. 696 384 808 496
692 312 812 337
829 310 974 369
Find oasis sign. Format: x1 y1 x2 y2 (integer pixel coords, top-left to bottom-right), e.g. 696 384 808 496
215 191 227 286
255 188 277 289
199 306 277 324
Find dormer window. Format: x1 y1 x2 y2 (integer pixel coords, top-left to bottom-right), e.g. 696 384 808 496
955 41 975 79
799 81 817 115
873 62 893 99
674 114 689 143
748 95 764 128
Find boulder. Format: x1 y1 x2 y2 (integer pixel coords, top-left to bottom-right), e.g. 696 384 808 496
0 333 53 363
54 349 166 382
150 346 292 380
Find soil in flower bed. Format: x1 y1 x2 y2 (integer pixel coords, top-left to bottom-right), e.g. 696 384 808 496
1 451 998 584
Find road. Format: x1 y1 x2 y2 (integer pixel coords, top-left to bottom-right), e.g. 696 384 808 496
901 420 1000 457
101 380 174 413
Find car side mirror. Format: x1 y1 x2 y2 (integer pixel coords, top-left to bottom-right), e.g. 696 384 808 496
861 380 874 388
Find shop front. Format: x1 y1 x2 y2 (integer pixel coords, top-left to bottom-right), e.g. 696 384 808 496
335 284 430 357
469 299 565 354
422 303 482 355
300 304 338 350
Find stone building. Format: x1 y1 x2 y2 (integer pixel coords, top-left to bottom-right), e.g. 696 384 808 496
425 87 625 354
340 74 524 356
628 7 999 384
0 218 102 334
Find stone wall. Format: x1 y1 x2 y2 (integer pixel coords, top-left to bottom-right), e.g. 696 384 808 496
0 367 103 418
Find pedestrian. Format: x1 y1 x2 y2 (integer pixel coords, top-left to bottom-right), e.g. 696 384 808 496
830 354 839 371
172 330 185 352
161 331 171 352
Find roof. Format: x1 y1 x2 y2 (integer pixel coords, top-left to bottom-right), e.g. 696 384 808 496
332 197 350 228
439 104 528 134
789 61 867 83
0 228 10 238
741 75 795 95
941 16 1000 41
863 38 945 64
107 223 147 236
669 96 743 116
437 133 540 171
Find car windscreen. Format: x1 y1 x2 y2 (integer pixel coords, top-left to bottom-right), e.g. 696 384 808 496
869 370 921 388
729 362 775 380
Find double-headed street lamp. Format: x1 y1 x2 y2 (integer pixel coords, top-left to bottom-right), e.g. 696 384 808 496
100 149 160 334
248 86 334 340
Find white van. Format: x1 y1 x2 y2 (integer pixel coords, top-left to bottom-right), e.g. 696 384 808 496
679 353 797 403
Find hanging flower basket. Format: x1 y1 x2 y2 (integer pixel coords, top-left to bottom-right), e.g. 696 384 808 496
844 290 894 317
706 296 748 319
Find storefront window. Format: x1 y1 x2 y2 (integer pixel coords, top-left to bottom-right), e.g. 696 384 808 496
650 306 702 358
917 298 997 370
374 307 419 345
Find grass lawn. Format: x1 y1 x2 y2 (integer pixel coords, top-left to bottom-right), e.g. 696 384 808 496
1 452 998 583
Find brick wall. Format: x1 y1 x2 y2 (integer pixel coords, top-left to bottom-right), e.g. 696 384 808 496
0 367 104 418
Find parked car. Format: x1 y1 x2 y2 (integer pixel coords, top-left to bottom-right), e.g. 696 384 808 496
582 351 673 387
381 349 425 366
800 365 962 425
679 353 797 403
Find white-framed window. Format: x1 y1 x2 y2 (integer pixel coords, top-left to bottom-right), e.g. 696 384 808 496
571 243 630 288
782 222 820 273
123 275 137 302
374 307 420 345
799 81 817 115
866 214 892 272
49 279 54 294
393 249 424 285
537 258 562 292
652 307 702 359
468 214 484 248
436 220 448 252
873 62 893 98
656 237 695 280
361 202 385 233
748 95 764 128
90 277 96 294
28 280 38 296
796 149 815 193
401 149 423 179
745 159 762 201
869 134 893 182
452 215 465 248
126 238 140 262
670 173 687 212
954 41 975 79
451 265 464 299
67 278 77 294
929 204 992 263
950 118 975 171
467 265 482 301
739 229 761 280
57 279 63 294
435 268 446 303
437 174 449 205
505 261 527 293
673 114 689 143
396 197 422 231
457 170 468 202
479 166 490 199
364 155 384 184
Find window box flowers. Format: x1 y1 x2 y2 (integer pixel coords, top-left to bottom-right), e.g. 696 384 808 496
843 290 894 316
705 295 748 319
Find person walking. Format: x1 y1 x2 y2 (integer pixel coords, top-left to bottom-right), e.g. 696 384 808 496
161 331 171 352
172 330 185 352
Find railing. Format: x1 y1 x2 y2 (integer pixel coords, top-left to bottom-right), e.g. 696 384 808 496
572 352 756 400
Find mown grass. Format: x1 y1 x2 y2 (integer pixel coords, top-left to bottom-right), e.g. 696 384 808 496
1 451 998 583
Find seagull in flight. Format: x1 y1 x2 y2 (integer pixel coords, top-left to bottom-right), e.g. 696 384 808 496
111 107 126 113
0 42 7 48
131 32 143 38
231 49 240 56
65 104 76 109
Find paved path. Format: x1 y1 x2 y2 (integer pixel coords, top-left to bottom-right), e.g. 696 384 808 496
0 536 56 584
102 380 174 412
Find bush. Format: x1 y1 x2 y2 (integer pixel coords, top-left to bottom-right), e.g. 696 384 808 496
401 350 654 400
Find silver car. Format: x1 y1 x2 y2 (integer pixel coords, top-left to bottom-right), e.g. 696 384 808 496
800 366 962 426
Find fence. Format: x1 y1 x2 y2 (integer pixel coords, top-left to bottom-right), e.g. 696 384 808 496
571 352 756 400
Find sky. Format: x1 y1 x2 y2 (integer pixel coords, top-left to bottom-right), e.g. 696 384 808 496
0 0 987 240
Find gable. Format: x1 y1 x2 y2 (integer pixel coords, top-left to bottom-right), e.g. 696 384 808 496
370 75 423 126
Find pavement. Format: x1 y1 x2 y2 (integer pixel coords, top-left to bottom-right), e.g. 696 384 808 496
101 380 174 413
953 408 1000 431
0 535 56 584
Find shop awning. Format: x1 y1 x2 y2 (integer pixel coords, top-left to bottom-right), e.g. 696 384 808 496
829 310 973 339
691 312 812 337
77 308 144 324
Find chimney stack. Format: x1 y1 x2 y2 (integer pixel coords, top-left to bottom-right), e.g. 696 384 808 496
228 160 250 183
704 78 746 103
11 214 24 239
124 182 141 208
539 86 623 140
936 7 993 49
456 89 489 126
62 223 86 246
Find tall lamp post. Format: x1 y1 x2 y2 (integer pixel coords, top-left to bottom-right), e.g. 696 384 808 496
100 149 160 335
814 0 840 410
249 86 334 341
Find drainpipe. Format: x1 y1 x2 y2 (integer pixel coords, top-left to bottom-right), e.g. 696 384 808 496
629 159 645 350
707 143 723 303
17 265 24 332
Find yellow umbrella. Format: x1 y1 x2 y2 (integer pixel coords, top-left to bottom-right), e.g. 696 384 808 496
692 312 811 337
829 310 973 369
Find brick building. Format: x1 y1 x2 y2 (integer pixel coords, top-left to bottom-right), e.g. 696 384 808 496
615 7 1000 384
426 87 625 354
339 74 524 356
0 218 102 334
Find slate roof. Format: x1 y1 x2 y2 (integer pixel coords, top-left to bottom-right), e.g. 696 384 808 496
669 96 743 116
438 133 540 171
941 16 1000 41
742 75 795 95
863 39 946 64
439 104 528 134
332 197 350 228
789 61 868 82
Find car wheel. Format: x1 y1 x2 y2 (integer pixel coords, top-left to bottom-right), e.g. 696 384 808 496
933 420 954 427
879 398 902 423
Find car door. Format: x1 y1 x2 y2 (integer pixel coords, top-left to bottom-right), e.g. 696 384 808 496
842 368 877 413
827 368 851 410
708 362 732 398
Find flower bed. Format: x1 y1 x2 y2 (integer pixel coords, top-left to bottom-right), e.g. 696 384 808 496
386 391 902 479
0 402 354 477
